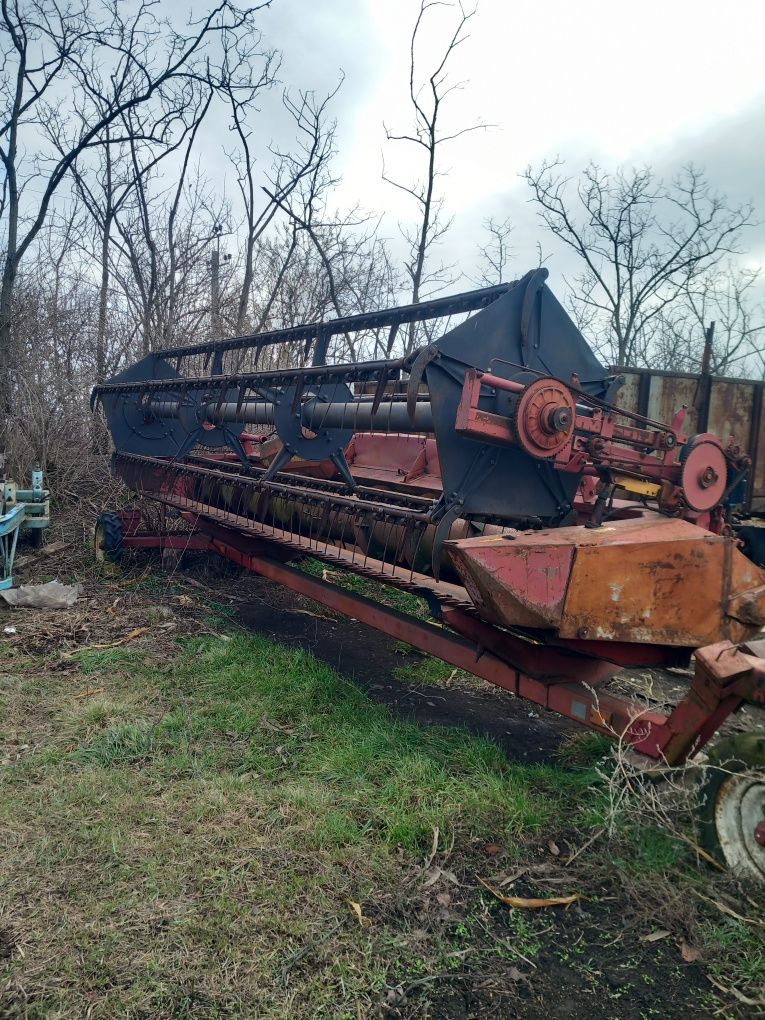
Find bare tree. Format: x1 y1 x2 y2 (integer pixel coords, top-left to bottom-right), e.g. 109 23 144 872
111 160 228 355
383 0 485 349
523 161 754 367
261 109 400 365
474 215 513 286
219 29 344 335
652 264 765 377
8 198 102 479
0 0 265 443
247 217 398 366
262 98 355 342
68 86 214 376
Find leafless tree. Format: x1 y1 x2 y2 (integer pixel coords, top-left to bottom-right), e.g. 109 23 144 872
7 198 105 480
260 79 364 326
0 1 403 486
68 88 214 375
0 0 266 450
651 264 765 377
383 0 486 350
474 215 513 286
244 217 398 368
220 29 344 334
111 162 228 354
523 161 754 368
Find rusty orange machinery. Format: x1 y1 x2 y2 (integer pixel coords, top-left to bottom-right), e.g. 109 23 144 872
93 272 765 774
447 515 765 648
213 430 765 648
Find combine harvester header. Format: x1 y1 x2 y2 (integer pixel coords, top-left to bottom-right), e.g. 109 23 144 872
92 269 765 882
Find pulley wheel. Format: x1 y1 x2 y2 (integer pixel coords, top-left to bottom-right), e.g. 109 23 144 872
513 377 576 459
680 438 728 512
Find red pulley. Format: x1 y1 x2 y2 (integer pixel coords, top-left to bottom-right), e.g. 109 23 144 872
513 377 576 459
680 438 729 512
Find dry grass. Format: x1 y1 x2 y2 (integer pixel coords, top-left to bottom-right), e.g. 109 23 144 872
0 529 762 1018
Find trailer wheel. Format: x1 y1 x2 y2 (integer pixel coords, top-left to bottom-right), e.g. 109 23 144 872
698 734 765 883
95 512 124 563
26 527 44 549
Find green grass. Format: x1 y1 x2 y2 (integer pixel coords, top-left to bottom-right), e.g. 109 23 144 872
556 730 615 768
2 618 762 1018
299 556 430 618
393 651 467 685
703 917 765 996
68 632 591 851
0 629 602 1018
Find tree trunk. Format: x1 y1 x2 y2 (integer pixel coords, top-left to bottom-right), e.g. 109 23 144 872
237 231 255 334
92 211 113 454
96 217 111 383
0 253 18 469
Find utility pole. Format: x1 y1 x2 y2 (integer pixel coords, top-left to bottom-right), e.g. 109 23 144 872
209 223 232 340
210 223 222 340
693 320 716 428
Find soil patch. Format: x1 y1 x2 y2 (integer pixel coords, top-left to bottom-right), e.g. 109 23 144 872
237 593 578 764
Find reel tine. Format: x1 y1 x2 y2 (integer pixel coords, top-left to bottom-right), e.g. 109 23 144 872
291 374 304 415
387 322 399 355
371 367 389 416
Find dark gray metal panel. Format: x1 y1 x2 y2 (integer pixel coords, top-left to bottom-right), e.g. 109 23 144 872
426 273 609 522
97 354 190 458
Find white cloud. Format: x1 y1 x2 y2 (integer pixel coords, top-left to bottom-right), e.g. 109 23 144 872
183 0 765 278
326 2 761 201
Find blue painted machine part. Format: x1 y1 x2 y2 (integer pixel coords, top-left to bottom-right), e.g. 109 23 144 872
0 467 51 586
0 504 25 590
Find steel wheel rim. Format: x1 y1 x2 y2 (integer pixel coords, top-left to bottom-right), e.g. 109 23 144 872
714 771 765 881
94 523 106 563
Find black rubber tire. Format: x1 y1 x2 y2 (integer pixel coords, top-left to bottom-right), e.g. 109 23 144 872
697 733 765 880
26 527 44 549
95 511 124 563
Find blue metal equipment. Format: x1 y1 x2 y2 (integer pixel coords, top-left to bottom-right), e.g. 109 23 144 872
0 465 50 588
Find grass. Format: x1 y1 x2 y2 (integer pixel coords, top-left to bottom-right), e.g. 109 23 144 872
703 917 765 998
70 632 591 850
1 585 763 1018
298 556 430 618
297 558 485 691
0 629 601 1018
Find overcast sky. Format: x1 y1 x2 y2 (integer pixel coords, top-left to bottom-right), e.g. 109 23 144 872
195 0 765 284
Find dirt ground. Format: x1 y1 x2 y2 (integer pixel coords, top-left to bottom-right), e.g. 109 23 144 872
1 528 764 1018
234 575 765 1018
236 596 579 765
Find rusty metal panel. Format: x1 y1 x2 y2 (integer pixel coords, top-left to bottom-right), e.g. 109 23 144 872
617 369 765 511
447 536 575 629
708 379 755 447
614 372 641 413
753 388 765 510
448 516 765 646
561 518 765 645
646 375 700 435
563 535 725 644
